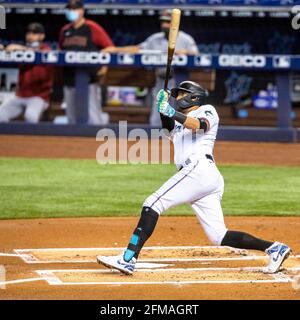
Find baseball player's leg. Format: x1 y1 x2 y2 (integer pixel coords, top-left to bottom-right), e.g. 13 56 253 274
63 86 76 124
191 172 290 273
24 97 48 123
191 193 228 246
143 160 212 215
97 204 159 275
191 182 274 250
123 159 215 263
221 230 273 251
0 96 24 122
123 206 159 263
88 83 109 125
218 169 273 251
221 224 291 273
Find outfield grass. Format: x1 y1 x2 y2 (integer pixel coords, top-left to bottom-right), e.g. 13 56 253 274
0 157 299 219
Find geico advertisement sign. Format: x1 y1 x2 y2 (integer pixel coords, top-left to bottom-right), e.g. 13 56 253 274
0 50 35 62
65 51 111 64
141 54 187 66
219 55 266 68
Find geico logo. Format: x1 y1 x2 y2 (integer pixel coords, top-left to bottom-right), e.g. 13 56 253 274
141 54 187 66
141 54 167 65
0 50 35 62
65 51 111 64
219 55 266 67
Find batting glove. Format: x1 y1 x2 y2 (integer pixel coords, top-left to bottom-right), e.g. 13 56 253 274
157 101 176 118
156 89 170 104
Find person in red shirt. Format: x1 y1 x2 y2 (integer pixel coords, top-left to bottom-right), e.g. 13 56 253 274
59 0 114 125
0 23 53 123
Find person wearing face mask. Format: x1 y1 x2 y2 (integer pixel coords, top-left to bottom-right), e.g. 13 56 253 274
59 0 114 125
0 23 53 123
103 10 199 126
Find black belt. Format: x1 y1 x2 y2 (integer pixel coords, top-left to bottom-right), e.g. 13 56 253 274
179 154 214 170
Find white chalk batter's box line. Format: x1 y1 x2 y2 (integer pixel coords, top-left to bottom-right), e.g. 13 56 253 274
14 246 241 263
0 267 299 287
13 246 300 264
35 267 300 286
0 246 299 287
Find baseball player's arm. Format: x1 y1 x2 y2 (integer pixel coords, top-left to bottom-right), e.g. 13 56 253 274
175 35 199 55
156 90 209 132
101 45 140 53
5 44 37 51
175 48 198 55
183 116 209 132
156 90 175 132
171 112 209 132
87 20 114 49
160 114 175 132
158 101 209 132
103 34 155 53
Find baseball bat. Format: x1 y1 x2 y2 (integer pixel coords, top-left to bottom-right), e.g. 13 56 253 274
164 8 181 91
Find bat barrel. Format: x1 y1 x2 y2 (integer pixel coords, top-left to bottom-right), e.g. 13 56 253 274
164 8 181 91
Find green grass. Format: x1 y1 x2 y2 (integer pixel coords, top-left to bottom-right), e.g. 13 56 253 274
0 157 299 219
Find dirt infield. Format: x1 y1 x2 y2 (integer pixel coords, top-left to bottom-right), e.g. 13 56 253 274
0 135 300 299
0 216 300 300
1 135 300 165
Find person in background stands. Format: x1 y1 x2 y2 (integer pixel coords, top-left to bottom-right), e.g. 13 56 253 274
0 23 53 123
104 10 199 126
59 0 115 125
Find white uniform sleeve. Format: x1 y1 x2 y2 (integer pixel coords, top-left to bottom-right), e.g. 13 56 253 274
185 34 199 54
139 34 158 50
139 39 150 50
194 105 219 130
177 32 199 54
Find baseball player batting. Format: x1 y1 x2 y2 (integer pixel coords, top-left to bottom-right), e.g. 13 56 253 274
97 80 291 275
97 8 290 275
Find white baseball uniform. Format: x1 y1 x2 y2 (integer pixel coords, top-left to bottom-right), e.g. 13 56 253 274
0 95 48 123
144 104 228 245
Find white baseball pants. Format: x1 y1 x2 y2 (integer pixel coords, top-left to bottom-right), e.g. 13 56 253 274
0 95 47 123
143 156 228 245
63 83 109 125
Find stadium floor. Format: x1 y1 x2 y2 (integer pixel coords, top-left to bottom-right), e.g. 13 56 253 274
0 135 300 166
0 216 299 299
0 135 299 299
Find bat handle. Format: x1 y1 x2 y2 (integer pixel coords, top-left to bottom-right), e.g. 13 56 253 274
164 50 174 91
164 64 171 91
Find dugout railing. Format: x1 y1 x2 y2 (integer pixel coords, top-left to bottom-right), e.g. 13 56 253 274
0 51 299 142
